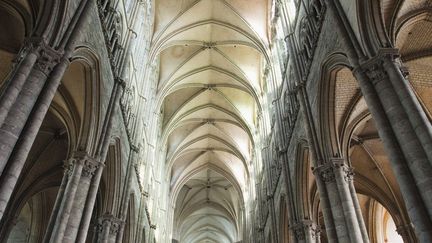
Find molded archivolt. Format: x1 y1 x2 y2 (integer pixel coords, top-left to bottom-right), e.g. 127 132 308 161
152 0 269 241
54 47 101 155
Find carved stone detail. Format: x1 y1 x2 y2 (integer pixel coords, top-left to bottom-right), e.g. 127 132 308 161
13 37 62 75
363 60 388 85
316 164 336 183
292 220 321 241
314 159 354 183
97 214 123 236
293 224 306 240
358 48 409 85
109 221 121 235
203 41 217 49
34 48 62 75
63 159 75 178
81 158 102 178
396 224 413 240
343 165 354 182
64 151 102 179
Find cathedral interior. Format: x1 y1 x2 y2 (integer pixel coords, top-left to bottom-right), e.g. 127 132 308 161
0 0 432 242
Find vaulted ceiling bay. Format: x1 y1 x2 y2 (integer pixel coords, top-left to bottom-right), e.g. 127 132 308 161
151 0 271 242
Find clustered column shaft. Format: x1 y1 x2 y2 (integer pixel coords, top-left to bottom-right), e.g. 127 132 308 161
353 49 432 242
0 0 93 223
94 214 123 243
297 83 369 243
313 159 368 243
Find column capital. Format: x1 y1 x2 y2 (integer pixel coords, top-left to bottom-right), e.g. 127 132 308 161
292 220 321 240
354 48 409 84
19 37 63 75
396 223 414 240
313 158 354 183
64 151 103 178
97 214 124 236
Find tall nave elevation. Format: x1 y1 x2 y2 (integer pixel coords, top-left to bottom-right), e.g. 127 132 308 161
0 0 432 242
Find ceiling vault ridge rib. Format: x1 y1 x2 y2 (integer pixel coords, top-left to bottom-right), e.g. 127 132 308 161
162 103 254 142
178 203 235 225
162 118 254 149
157 66 262 110
167 83 252 94
183 223 233 237
160 65 251 96
218 0 269 44
212 122 250 149
168 147 247 177
167 133 248 165
212 88 255 128
170 164 245 207
168 149 240 183
177 200 237 225
153 0 265 47
182 223 235 242
182 228 231 242
163 103 250 138
152 0 204 42
212 47 256 83
150 19 267 60
154 1 272 241
185 232 230 243
168 150 209 180
167 124 248 160
163 88 255 133
158 46 206 90
355 136 399 203
162 88 207 127
160 40 261 54
159 45 256 93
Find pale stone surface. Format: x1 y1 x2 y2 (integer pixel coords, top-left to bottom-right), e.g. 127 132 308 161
0 0 431 243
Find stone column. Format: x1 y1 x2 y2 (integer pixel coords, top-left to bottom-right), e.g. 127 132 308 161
313 159 369 243
44 151 102 243
296 83 338 242
75 77 125 243
98 218 111 243
40 164 70 241
0 0 93 223
357 51 432 211
381 50 432 162
0 37 50 126
0 38 61 176
0 56 69 221
292 220 321 243
96 214 122 243
115 145 139 243
353 49 432 242
63 158 103 243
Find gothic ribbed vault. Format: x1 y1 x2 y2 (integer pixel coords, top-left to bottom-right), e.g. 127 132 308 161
151 0 269 241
